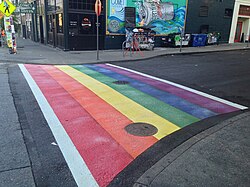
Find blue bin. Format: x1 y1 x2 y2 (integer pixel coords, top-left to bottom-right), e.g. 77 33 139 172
191 34 207 47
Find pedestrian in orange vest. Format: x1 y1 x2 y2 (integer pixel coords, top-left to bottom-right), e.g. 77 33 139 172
1 29 5 37
1 29 6 47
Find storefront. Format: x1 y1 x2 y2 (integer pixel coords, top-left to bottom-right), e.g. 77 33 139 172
106 0 187 49
67 2 106 50
36 0 187 50
229 0 250 43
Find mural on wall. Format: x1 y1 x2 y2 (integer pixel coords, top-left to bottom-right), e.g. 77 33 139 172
107 0 187 35
107 0 127 33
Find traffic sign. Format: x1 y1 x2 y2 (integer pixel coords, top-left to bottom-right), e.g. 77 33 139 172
0 0 16 17
95 0 101 16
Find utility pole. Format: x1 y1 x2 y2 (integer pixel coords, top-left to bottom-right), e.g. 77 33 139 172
96 14 99 60
180 27 184 52
95 0 101 60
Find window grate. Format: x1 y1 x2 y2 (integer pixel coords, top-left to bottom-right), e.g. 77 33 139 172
199 6 208 17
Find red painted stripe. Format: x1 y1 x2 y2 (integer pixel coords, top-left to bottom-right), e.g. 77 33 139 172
25 64 133 187
41 65 157 158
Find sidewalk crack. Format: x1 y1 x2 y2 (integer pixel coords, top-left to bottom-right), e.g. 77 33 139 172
0 165 31 173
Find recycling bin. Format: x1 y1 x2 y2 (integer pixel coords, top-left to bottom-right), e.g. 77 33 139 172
191 34 207 47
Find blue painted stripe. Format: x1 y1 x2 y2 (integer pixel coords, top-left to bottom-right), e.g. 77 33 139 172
84 64 217 119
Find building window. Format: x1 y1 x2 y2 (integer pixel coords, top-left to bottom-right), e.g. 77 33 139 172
57 14 63 33
56 0 63 11
199 6 208 17
69 0 96 10
239 5 250 16
48 15 53 32
47 0 56 12
224 8 233 17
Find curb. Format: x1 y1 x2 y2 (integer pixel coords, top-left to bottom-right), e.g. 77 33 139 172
134 110 250 187
0 46 249 65
108 109 248 187
114 46 250 64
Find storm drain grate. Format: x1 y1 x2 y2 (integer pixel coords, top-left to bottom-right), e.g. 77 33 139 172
113 80 129 85
125 123 158 136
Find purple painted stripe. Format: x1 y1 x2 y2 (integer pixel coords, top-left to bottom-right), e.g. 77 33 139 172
98 64 238 114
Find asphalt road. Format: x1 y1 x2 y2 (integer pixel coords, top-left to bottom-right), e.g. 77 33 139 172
113 50 250 107
2 50 250 186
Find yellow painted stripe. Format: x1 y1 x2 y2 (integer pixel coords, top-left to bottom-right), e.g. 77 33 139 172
56 65 180 139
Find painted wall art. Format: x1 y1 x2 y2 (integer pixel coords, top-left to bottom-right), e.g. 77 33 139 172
107 0 187 35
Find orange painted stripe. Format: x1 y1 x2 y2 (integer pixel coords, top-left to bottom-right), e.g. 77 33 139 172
25 64 133 187
41 65 157 158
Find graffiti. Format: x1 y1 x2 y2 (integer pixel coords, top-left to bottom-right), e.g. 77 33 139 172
111 0 126 5
107 0 186 35
138 1 174 25
108 19 121 32
110 0 126 20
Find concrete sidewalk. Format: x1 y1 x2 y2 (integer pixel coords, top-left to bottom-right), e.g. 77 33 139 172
0 64 36 187
134 111 250 187
0 37 250 64
109 110 250 187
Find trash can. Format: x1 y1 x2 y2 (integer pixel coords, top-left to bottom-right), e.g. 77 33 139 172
191 34 207 47
207 33 217 45
161 33 177 47
174 34 191 46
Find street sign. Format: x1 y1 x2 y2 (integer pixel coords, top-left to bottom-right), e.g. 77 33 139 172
0 0 16 17
16 2 35 14
18 2 32 7
95 0 101 16
19 8 34 14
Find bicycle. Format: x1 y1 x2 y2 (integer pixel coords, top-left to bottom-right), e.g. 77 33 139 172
122 29 144 57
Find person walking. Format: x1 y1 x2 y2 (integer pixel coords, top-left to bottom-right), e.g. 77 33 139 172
1 29 6 47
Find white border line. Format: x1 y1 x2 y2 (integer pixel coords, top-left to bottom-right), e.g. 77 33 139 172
106 63 248 110
19 64 99 187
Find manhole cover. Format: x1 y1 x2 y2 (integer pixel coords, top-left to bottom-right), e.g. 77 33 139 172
113 80 129 85
125 123 158 136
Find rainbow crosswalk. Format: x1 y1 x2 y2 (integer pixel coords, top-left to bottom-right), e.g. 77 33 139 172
19 64 247 187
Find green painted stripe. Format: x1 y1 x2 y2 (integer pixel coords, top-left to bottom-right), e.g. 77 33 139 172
71 65 199 127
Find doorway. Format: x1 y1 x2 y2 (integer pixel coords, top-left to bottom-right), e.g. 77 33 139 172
47 14 57 47
235 22 243 42
39 16 44 43
52 15 57 47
